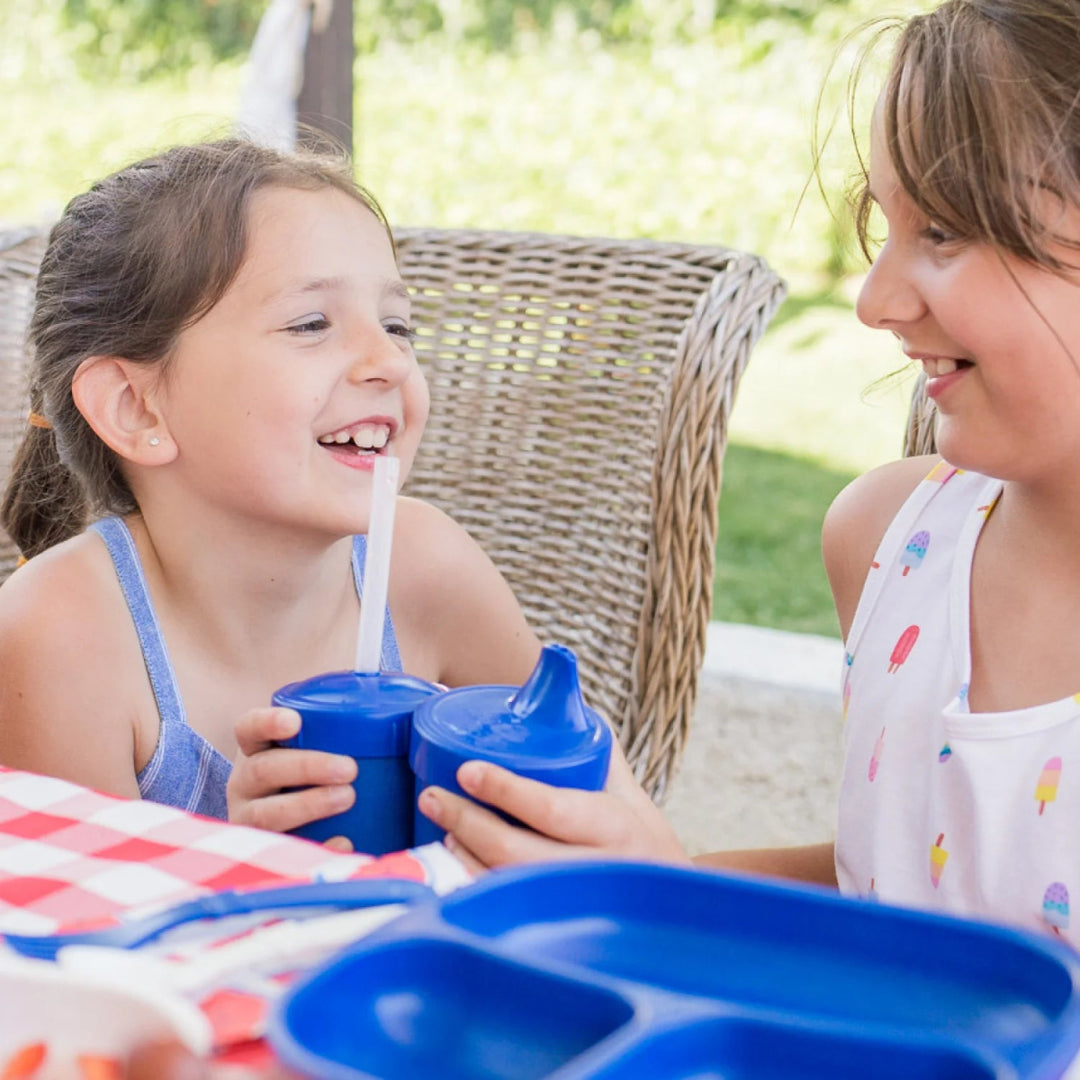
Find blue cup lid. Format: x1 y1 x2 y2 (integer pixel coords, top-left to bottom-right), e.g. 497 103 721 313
409 645 611 787
273 671 441 757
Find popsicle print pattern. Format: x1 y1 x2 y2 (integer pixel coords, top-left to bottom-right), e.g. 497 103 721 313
841 653 853 724
938 743 952 763
900 530 930 575
887 625 919 673
1043 882 1070 936
1036 757 1063 815
930 833 948 889
868 727 885 782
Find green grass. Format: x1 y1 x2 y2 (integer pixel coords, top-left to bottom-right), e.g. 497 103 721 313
713 444 852 636
1 13 928 639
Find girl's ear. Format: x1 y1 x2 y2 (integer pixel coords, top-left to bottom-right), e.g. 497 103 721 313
71 356 177 465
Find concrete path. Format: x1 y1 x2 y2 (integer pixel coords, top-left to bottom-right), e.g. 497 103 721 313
662 622 845 856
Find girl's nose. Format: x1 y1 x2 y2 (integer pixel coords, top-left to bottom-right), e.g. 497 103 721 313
346 324 413 385
855 242 926 331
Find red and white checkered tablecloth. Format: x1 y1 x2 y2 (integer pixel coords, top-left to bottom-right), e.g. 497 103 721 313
0 767 469 1075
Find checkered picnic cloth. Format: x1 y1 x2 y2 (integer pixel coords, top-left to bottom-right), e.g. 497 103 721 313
0 767 470 1074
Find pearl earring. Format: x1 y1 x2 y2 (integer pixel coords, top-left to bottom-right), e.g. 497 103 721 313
148 436 161 447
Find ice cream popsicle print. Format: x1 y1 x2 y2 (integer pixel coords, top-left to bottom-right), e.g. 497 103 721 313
1043 882 1070 935
1036 757 1062 815
900 530 930 575
868 727 885 782
887 625 919 674
930 833 948 889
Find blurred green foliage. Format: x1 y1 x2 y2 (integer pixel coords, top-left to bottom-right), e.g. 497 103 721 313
43 0 877 77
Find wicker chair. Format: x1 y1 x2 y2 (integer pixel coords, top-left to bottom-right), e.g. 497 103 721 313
0 226 785 800
904 371 937 457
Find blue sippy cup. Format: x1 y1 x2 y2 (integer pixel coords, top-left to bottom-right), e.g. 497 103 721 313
273 671 442 855
409 644 612 844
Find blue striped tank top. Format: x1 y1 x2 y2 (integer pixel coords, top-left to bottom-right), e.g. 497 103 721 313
91 518 402 819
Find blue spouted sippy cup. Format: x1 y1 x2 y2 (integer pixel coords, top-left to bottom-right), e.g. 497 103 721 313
409 644 612 844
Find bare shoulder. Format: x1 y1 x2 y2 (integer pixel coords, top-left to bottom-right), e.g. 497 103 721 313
390 496 540 686
0 532 117 649
822 454 938 638
0 532 142 795
392 496 481 575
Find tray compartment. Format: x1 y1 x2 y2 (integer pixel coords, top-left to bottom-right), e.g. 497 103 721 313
274 936 636 1080
440 864 1075 1050
576 1015 999 1080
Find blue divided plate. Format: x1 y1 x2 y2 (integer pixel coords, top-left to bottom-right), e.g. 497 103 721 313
267 861 1080 1079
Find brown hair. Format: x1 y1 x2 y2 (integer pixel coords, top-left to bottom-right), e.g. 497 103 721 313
852 0 1080 271
2 138 391 559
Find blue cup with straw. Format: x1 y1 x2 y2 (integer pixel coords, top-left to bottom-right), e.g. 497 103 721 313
273 456 441 855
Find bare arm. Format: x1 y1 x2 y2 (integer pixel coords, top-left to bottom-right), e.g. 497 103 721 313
823 454 938 639
694 844 838 886
0 547 142 798
390 497 541 686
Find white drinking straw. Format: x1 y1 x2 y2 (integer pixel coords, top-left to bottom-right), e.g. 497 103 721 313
353 453 400 673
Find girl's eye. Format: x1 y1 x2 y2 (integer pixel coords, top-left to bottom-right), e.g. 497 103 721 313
923 223 961 246
385 321 417 343
285 315 330 335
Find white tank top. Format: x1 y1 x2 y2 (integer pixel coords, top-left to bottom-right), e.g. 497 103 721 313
836 461 1080 943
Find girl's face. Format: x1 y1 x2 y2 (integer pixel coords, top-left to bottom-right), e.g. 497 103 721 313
156 184 429 538
856 103 1080 482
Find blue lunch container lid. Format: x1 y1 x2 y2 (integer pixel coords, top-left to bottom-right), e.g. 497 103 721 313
273 670 441 757
409 644 612 788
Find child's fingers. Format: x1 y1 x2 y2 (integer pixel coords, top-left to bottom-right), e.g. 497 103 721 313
230 782 356 834
421 785 589 868
230 747 357 799
442 832 486 877
234 706 302 756
454 761 630 848
323 835 354 854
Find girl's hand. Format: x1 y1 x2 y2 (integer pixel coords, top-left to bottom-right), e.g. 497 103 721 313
227 706 358 850
417 739 691 873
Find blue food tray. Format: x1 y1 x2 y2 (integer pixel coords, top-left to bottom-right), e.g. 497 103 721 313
267 861 1080 1079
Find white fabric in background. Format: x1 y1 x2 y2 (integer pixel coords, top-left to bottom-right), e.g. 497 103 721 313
236 0 313 151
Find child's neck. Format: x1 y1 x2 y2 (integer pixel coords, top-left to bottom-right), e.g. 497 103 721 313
122 510 359 677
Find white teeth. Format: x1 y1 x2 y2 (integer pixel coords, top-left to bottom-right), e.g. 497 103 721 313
924 358 960 377
319 423 393 448
352 424 390 450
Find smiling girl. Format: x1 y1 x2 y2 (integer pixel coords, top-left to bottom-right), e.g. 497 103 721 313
0 140 540 839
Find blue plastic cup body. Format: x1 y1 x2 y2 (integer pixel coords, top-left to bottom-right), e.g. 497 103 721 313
409 645 611 844
272 671 442 855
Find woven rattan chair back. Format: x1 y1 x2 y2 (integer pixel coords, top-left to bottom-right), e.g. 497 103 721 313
0 225 785 798
904 372 937 458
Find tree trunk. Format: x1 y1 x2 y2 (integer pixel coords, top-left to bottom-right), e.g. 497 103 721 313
297 0 354 155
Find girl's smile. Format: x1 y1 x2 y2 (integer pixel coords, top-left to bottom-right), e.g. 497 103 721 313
907 354 974 400
317 416 398 469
